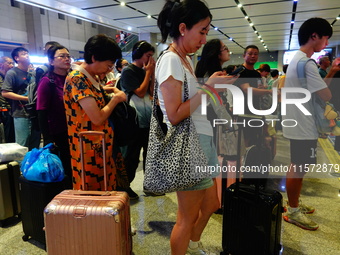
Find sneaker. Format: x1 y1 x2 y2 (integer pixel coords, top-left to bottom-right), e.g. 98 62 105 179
143 189 165 197
126 187 139 200
186 241 207 255
283 208 319 230
284 200 315 214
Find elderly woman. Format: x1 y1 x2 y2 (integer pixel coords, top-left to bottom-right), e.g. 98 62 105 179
64 34 126 191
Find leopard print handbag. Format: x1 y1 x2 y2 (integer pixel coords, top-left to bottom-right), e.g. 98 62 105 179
144 58 210 193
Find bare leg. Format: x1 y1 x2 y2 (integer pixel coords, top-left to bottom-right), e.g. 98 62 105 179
170 189 205 255
190 179 219 241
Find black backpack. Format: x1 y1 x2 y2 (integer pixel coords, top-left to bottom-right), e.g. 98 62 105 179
110 101 139 146
35 64 49 86
24 72 54 131
101 88 139 146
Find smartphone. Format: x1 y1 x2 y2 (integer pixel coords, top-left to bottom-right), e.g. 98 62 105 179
229 66 246 76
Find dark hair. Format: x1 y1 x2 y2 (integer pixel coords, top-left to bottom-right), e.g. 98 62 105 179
282 64 288 74
244 45 259 55
224 65 236 74
270 69 279 77
195 39 223 78
11 47 28 63
258 63 271 73
298 17 333 46
319 56 329 65
84 34 122 64
131 41 155 61
158 0 212 43
45 41 60 49
47 45 69 72
115 58 127 72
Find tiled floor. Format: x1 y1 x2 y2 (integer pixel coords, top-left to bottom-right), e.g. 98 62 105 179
1 135 340 255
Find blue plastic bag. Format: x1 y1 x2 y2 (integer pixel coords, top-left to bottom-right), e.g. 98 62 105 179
21 143 65 183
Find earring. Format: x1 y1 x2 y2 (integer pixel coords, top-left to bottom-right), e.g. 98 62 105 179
181 33 184 36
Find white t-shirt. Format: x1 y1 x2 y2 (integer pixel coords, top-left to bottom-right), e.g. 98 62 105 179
156 51 213 136
282 50 327 140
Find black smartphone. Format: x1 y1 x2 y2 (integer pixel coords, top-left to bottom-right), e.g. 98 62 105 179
229 66 246 76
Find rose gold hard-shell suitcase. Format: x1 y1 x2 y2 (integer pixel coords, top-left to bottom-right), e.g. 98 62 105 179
44 131 132 255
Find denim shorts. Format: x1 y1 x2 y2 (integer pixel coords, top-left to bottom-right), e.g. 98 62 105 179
181 134 219 191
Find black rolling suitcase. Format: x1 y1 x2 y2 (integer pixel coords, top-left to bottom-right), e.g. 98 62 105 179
222 182 283 255
221 115 283 255
19 175 67 244
0 161 21 226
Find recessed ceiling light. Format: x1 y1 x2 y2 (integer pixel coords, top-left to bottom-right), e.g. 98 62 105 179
250 23 254 26
147 15 151 18
120 2 126 6
245 16 248 19
237 3 242 8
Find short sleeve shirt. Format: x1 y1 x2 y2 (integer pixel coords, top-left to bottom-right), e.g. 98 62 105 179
120 64 152 128
2 67 34 117
282 50 328 140
156 51 212 136
233 67 262 114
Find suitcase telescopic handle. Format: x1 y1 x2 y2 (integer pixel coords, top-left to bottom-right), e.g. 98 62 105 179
79 131 108 191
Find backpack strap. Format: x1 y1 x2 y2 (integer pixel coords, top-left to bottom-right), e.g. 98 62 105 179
297 57 316 89
47 71 55 85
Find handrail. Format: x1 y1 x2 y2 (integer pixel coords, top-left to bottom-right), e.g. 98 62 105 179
120 34 139 55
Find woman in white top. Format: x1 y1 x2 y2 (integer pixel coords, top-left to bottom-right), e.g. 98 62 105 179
156 1 236 254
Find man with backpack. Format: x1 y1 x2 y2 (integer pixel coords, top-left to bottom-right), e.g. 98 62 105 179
119 40 160 198
1 47 40 150
282 17 340 230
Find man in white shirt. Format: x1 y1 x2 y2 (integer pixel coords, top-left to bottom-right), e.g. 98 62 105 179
282 17 340 230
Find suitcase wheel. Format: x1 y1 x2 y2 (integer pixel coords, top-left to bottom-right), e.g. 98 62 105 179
22 235 29 241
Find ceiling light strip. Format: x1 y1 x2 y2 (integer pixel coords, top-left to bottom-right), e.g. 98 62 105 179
331 14 340 25
234 0 269 52
210 24 245 50
114 0 157 23
287 0 298 50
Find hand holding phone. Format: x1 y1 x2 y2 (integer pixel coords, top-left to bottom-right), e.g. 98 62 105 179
229 66 246 76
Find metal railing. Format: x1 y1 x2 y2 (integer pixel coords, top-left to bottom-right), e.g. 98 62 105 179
120 34 139 54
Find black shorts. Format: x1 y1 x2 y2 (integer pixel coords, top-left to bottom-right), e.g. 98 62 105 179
290 139 317 166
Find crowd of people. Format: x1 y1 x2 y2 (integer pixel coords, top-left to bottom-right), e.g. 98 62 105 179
1 0 340 254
